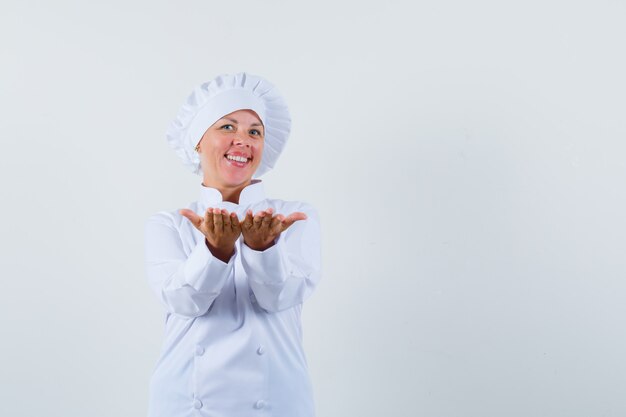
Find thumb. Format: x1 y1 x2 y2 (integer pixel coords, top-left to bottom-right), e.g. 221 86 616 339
281 212 308 231
179 209 203 229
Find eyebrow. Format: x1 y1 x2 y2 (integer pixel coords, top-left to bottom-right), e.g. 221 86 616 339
221 117 263 128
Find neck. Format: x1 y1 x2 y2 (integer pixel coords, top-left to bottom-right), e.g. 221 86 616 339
202 179 253 204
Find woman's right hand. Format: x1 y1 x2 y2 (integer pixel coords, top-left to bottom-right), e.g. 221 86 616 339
179 207 241 263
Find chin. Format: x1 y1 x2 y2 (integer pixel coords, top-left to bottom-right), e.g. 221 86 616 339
222 174 253 187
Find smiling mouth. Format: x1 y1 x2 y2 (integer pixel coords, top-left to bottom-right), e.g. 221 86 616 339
224 154 252 165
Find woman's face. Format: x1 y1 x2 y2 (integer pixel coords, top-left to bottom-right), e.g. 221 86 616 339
196 109 265 190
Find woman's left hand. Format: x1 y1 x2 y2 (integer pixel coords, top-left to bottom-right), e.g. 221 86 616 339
241 208 307 251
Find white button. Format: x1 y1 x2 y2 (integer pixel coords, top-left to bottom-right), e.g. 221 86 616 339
254 399 266 409
194 399 203 409
195 345 205 356
257 345 265 355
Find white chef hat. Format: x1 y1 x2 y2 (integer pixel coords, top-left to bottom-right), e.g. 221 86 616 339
165 72 291 177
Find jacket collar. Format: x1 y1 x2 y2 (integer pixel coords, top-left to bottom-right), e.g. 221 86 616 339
199 179 265 208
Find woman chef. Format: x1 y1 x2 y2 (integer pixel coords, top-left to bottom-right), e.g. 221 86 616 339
144 72 321 417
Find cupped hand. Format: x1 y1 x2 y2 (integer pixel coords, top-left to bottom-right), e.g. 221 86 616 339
241 207 307 251
179 207 242 262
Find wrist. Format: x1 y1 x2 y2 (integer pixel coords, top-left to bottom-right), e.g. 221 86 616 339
205 238 235 262
244 238 276 252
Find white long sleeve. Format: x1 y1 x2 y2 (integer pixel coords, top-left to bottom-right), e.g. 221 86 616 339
144 212 236 319
146 181 319 417
240 205 321 312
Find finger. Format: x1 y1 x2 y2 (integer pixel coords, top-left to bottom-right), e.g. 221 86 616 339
213 208 224 233
230 213 242 234
221 209 232 229
242 209 254 230
205 208 215 233
231 213 241 227
289 211 308 221
252 211 265 229
179 209 202 229
269 214 284 235
261 211 273 230
281 212 308 231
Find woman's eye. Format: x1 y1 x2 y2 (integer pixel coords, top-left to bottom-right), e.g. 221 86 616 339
250 129 262 136
221 124 234 130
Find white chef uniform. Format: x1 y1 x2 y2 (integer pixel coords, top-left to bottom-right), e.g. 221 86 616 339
144 179 321 417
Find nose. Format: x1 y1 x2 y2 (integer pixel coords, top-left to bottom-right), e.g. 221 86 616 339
233 135 251 147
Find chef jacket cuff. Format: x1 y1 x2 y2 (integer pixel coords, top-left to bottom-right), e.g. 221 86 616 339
184 238 236 292
240 235 289 284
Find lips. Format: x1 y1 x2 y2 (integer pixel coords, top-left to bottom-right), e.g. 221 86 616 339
224 151 251 161
224 152 252 168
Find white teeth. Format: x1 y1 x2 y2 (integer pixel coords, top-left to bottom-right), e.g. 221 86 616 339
226 154 248 163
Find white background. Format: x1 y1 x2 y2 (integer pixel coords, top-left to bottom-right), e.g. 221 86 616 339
2 1 625 416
